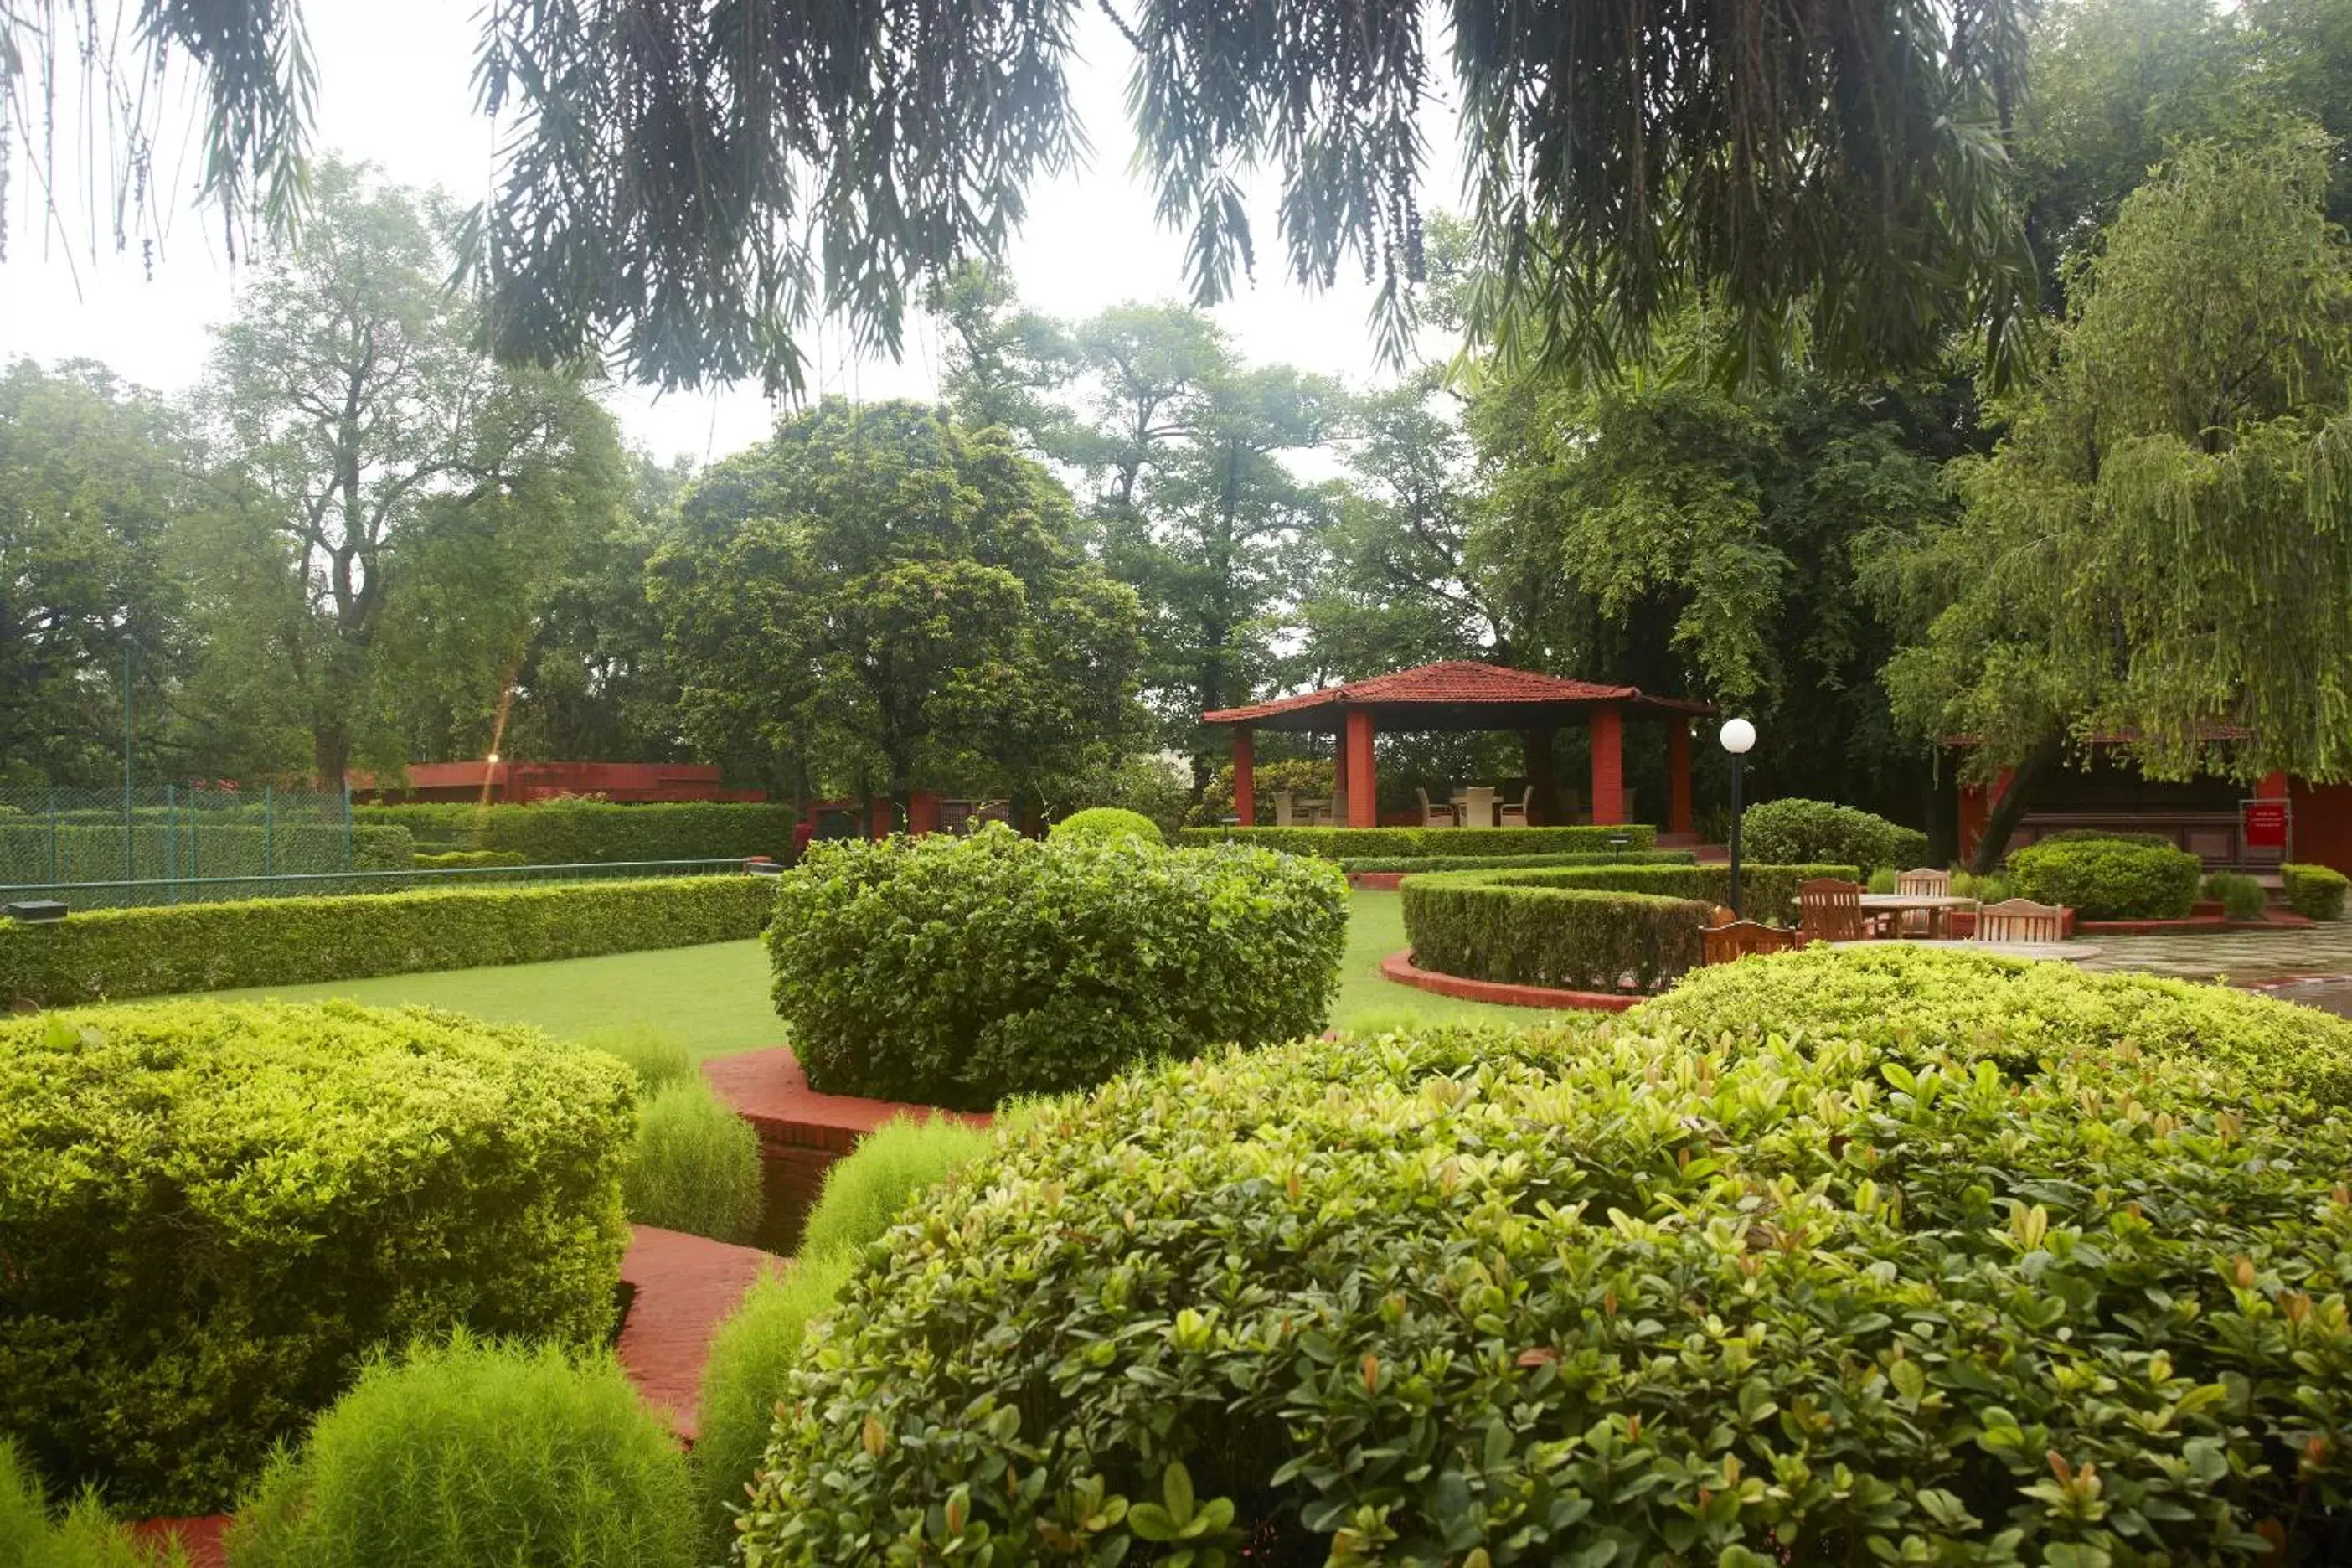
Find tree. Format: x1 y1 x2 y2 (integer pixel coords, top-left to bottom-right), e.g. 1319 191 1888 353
0 359 191 788
651 400 1145 817
13 0 2032 392
1880 131 2352 869
185 161 627 789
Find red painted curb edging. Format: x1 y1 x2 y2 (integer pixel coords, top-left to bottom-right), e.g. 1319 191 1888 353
1380 950 1646 1012
1348 872 1407 890
132 1515 229 1567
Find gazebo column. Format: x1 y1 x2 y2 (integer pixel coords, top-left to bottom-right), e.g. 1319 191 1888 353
1667 722 1694 836
1344 709 1378 828
1522 729 1556 827
1232 727 1256 827
1589 704 1626 824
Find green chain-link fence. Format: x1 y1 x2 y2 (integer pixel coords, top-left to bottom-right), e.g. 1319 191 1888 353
0 785 366 908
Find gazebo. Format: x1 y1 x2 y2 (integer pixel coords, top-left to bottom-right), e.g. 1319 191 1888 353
1201 660 1715 832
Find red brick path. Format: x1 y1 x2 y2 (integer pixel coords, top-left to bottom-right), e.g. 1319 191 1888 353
617 1224 785 1443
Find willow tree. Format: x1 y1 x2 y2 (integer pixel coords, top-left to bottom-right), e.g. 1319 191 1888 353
9 0 2030 392
1879 130 2352 868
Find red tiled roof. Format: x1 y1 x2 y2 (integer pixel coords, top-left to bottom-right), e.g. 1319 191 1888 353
1203 660 1712 725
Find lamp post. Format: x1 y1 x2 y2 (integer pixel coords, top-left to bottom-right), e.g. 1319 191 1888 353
121 632 136 883
1720 717 1756 917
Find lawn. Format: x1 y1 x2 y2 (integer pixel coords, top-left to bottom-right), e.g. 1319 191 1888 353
199 890 1550 1056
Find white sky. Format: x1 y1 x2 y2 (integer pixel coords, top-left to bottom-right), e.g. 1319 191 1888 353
0 1 1452 465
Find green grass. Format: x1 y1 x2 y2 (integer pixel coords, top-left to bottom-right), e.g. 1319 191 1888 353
190 891 1550 1058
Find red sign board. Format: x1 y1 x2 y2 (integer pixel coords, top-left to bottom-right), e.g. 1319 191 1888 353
2243 799 2291 850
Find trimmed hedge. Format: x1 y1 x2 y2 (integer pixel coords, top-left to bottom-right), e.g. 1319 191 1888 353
354 800 798 863
2288 862 2351 921
1048 807 1166 844
1436 860 1859 926
1630 943 2352 1109
769 824 1349 1108
2007 834 2201 919
1338 848 1695 874
1738 797 1928 873
0 1002 634 1514
0 824 414 906
739 1019 2352 1565
1173 823 1658 859
1402 873 1710 992
410 848 527 869
0 875 776 1008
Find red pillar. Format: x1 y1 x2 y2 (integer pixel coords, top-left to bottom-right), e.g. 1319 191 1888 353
1668 722 1694 836
1233 728 1256 827
2258 770 2291 799
1590 704 1626 825
1344 709 1378 828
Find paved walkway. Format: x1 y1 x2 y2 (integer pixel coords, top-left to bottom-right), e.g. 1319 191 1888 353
2074 924 2352 985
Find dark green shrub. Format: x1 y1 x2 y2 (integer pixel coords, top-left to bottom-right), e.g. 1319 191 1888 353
0 1002 633 1514
770 825 1348 1108
2204 869 2269 920
1738 797 1929 872
355 800 797 864
1048 807 1165 844
739 1024 2352 1566
0 874 776 1008
2288 862 2351 920
0 1440 188 1567
2007 835 2201 918
225 1332 694 1568
1172 823 1658 859
692 1253 856 1557
1338 848 1695 874
1629 942 2352 1108
1401 873 1710 992
621 1081 763 1245
410 848 527 869
1444 860 1860 926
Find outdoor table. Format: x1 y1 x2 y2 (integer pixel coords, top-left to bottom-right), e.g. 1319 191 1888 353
1450 787 1497 828
1858 892 1978 939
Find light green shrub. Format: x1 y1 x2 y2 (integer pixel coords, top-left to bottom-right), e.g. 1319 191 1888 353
795 1116 999 1261
2287 862 2351 921
770 825 1349 1108
224 1333 694 1568
621 1081 763 1245
1047 806 1166 844
2008 835 2202 918
0 1441 188 1567
689 1252 856 1558
410 848 527 869
0 1002 632 1515
577 1024 696 1093
1737 797 1928 872
0 875 776 1008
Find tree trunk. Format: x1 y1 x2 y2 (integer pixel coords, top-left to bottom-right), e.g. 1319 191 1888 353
313 720 350 793
1968 730 2066 874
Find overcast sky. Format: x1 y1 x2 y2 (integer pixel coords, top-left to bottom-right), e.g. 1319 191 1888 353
0 2 1447 464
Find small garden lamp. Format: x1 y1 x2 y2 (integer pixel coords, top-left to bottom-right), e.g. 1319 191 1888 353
1720 717 1756 916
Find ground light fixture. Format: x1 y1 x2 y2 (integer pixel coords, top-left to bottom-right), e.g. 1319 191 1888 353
1720 717 1756 916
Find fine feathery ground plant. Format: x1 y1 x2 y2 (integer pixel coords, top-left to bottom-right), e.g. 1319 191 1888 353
1737 797 1929 873
2288 862 2352 920
2005 835 2203 919
0 1440 188 1567
736 1012 2352 1565
577 1023 697 1092
793 1114 1001 1261
621 1080 763 1245
0 1001 634 1515
2203 870 2270 921
1047 807 1166 845
690 1251 857 1559
224 1332 695 1568
770 825 1349 1108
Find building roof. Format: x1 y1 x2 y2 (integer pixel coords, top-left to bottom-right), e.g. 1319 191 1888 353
1202 660 1715 732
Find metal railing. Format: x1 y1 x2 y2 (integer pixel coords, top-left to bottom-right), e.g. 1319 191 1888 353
0 857 761 912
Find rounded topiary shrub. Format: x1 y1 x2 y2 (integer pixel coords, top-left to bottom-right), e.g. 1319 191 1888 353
0 1001 635 1515
1628 942 2352 1107
1048 806 1166 845
226 1332 694 1568
767 824 1349 1107
1739 797 1928 873
738 1020 2352 1565
2007 834 2202 919
2288 862 2351 921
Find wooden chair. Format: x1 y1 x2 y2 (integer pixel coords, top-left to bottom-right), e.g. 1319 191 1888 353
1893 865 1950 936
1497 786 1534 828
1976 897 2066 944
1798 878 1868 943
1708 905 1736 927
1416 787 1457 828
1704 920 1799 965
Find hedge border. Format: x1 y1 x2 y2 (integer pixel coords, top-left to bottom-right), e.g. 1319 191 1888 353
0 876 776 1008
1173 824 1659 859
1400 874 1714 993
